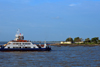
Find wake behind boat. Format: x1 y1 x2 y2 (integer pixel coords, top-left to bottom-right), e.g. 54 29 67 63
0 29 51 51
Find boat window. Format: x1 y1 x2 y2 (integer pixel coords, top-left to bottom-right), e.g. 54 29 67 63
24 43 30 45
25 47 31 48
16 43 19 45
28 47 31 48
16 47 19 48
7 43 11 45
13 47 21 48
16 43 21 45
13 43 16 45
8 47 10 49
28 43 30 45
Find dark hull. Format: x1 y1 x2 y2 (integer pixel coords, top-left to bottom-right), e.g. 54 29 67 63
0 48 51 52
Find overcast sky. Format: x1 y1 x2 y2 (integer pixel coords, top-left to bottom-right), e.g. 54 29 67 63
0 0 100 41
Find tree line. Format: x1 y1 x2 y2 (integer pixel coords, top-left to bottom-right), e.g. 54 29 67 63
66 37 100 44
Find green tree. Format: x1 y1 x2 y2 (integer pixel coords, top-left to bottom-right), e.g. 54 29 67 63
91 37 99 43
74 37 82 42
66 37 73 43
98 40 100 44
85 38 91 43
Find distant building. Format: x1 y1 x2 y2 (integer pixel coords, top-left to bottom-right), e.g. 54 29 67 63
60 41 72 44
75 41 84 44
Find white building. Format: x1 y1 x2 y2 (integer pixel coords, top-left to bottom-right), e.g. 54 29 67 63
60 41 72 44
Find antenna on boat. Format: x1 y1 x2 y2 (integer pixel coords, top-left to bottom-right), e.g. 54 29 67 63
44 40 46 44
17 29 20 35
15 29 24 40
44 40 47 48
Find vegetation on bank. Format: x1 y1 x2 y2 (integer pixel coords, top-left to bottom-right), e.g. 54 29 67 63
65 37 100 45
50 37 100 46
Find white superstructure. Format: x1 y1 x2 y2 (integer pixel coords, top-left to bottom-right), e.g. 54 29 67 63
3 29 47 49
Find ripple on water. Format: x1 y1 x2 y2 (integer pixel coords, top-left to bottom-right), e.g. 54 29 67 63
0 46 100 67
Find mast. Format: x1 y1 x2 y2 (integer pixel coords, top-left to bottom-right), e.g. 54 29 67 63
15 29 24 40
44 41 47 48
16 29 20 35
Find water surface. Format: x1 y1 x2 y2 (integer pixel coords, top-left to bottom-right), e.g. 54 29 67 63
0 46 100 67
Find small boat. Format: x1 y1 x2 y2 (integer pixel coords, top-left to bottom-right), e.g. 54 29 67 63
0 29 51 51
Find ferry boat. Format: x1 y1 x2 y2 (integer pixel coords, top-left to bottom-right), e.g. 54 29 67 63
0 29 51 51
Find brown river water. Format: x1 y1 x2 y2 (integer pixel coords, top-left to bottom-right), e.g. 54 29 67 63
0 46 100 67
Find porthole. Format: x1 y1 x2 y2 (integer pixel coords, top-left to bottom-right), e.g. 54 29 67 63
8 47 10 49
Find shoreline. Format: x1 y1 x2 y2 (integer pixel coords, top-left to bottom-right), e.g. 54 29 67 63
50 43 100 47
